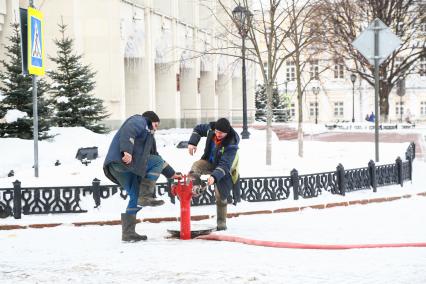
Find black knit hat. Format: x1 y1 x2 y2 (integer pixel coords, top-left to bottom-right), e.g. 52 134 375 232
142 111 160 123
215 118 231 133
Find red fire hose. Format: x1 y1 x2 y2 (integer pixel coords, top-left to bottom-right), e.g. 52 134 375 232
196 234 426 250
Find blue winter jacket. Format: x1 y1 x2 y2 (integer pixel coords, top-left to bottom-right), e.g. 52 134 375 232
103 115 154 184
188 122 241 203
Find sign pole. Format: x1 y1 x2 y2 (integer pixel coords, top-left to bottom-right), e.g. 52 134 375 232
27 0 44 177
373 19 380 163
29 0 39 177
352 18 401 164
32 75 39 177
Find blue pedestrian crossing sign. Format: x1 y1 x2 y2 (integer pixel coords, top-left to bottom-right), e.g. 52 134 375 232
27 7 45 76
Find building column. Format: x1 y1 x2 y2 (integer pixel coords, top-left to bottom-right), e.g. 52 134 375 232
125 58 151 116
200 70 217 122
217 74 232 119
180 67 200 128
155 63 179 128
143 3 156 111
232 76 243 125
0 0 19 65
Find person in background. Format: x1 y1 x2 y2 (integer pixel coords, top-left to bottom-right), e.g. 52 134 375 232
103 111 181 242
187 118 240 231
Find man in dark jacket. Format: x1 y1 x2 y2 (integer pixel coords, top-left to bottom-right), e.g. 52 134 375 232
187 117 240 231
104 111 180 242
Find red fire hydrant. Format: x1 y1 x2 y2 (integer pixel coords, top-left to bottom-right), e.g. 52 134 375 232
171 175 193 240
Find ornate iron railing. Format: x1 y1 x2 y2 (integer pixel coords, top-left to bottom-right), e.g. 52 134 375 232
0 142 416 219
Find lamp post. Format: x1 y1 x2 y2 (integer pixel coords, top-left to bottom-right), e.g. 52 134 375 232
233 4 252 139
350 73 356 123
312 86 320 124
396 78 406 123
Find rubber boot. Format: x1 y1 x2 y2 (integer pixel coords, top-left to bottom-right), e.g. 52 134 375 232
216 199 228 231
121 213 147 242
138 179 164 207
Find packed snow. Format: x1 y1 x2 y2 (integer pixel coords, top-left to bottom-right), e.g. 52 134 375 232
1 123 426 283
4 109 28 123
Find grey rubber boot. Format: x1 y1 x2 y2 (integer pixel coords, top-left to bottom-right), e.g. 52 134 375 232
138 179 164 207
216 198 228 231
121 213 147 242
216 204 228 231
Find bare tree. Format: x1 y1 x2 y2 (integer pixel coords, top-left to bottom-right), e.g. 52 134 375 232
321 0 426 121
283 0 327 157
214 0 321 163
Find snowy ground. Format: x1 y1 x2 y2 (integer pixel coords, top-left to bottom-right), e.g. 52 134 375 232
1 196 426 284
1 124 426 283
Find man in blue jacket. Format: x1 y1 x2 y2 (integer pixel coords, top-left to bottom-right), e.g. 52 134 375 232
104 111 180 242
187 118 240 231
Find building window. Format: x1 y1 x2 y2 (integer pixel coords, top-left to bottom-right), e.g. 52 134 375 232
396 22 404 36
309 102 318 117
334 102 344 117
176 74 180 91
263 62 268 75
286 103 296 118
310 59 319 80
421 21 426 33
421 102 426 116
396 101 404 115
290 103 295 117
286 61 295 82
395 56 403 68
420 101 426 116
334 60 344 79
420 57 426 76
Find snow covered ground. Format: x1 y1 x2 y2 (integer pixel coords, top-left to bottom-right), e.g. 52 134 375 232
1 124 426 283
1 196 426 284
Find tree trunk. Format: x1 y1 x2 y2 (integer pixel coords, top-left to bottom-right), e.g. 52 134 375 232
379 81 391 122
266 81 273 165
295 54 303 158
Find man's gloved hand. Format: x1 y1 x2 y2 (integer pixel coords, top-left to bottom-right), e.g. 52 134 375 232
191 180 207 197
207 175 215 186
172 172 183 180
122 152 132 164
188 144 197 156
191 185 205 197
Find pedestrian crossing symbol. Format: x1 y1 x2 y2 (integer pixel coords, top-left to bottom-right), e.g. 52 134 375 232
27 7 45 76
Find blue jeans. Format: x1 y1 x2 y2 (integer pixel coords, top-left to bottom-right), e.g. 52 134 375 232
145 155 164 182
108 155 165 214
108 162 141 215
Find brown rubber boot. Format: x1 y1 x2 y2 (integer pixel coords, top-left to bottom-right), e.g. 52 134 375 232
121 213 147 242
138 179 164 207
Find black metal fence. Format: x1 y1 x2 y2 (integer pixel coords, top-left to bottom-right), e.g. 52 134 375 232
0 142 415 219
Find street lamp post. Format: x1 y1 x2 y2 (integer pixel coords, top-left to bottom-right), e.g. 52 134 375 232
312 86 320 124
350 73 357 123
396 78 406 123
233 4 252 139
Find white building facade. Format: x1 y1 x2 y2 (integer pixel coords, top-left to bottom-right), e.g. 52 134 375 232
0 0 256 129
278 58 426 124
272 51 426 125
